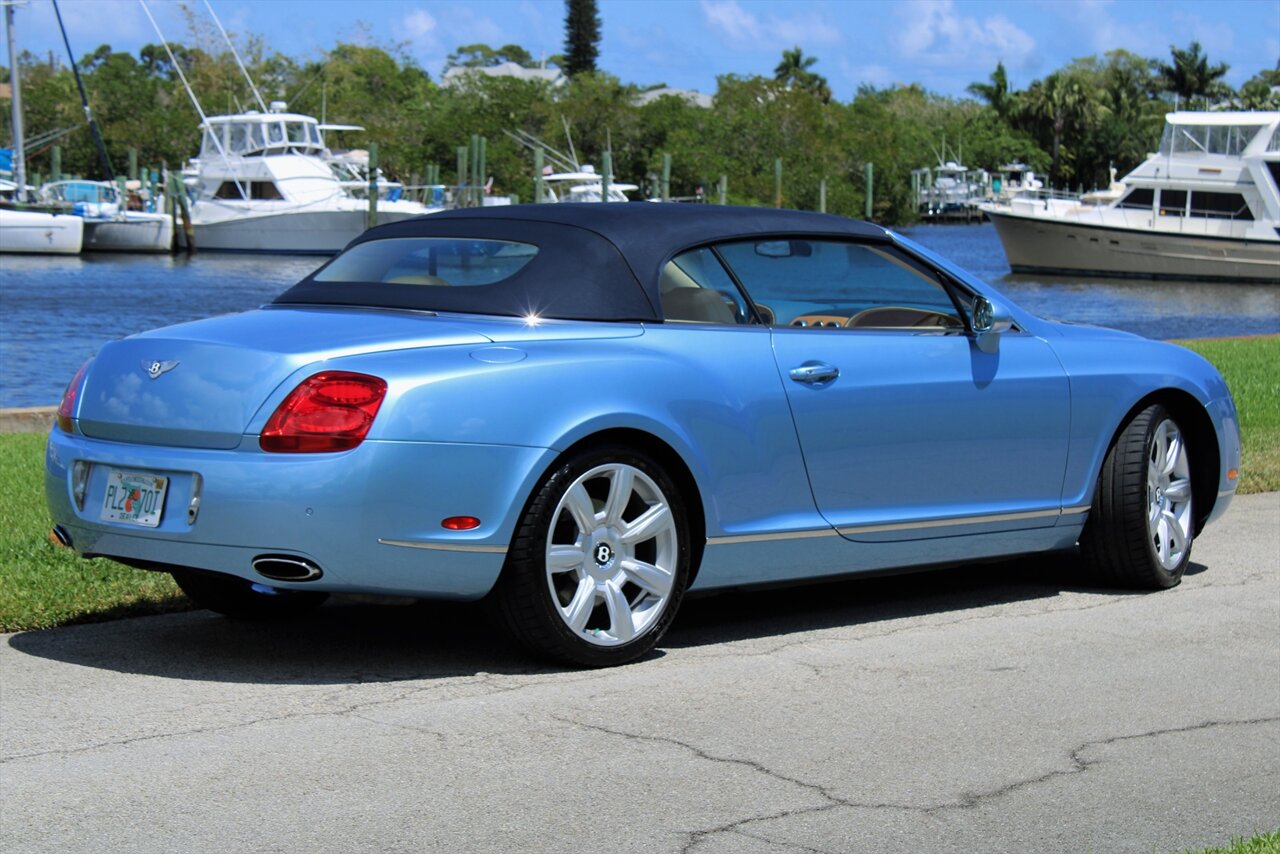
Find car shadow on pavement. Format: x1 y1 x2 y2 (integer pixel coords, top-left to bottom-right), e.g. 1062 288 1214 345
7 550 1204 684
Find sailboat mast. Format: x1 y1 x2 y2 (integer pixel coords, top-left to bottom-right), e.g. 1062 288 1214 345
51 0 114 181
3 1 26 198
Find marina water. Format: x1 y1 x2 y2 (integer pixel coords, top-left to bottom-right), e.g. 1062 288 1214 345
2 223 1277 408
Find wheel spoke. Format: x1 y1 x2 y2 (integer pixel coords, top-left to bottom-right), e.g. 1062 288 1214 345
549 545 586 571
1163 429 1183 476
1151 421 1169 471
1156 516 1171 565
564 577 598 633
603 581 635 642
564 483 598 534
619 503 672 545
1165 478 1192 502
604 467 635 528
620 558 673 598
1163 510 1188 555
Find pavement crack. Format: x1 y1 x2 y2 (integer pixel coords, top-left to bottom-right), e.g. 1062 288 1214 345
553 714 1280 852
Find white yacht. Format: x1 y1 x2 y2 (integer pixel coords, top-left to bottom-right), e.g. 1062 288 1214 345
981 111 1280 282
0 205 84 254
184 103 441 253
39 179 172 252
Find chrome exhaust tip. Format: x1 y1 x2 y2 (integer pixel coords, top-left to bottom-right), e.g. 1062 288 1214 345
252 555 323 582
50 526 73 548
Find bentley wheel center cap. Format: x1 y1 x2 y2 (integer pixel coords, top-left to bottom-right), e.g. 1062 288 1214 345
594 542 614 567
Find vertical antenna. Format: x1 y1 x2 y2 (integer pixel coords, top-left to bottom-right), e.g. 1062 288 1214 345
203 0 267 112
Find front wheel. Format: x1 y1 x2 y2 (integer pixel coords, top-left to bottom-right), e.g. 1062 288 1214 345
1080 404 1195 589
172 568 329 619
491 446 691 667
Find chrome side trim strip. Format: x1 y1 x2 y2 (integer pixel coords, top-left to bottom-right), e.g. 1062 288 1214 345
705 529 841 546
1217 489 1237 499
706 506 1089 547
837 508 1064 536
378 538 508 554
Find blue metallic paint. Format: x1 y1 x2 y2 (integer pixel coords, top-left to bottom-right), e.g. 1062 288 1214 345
45 222 1240 604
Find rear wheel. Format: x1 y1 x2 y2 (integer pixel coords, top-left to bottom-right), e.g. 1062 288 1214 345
1080 404 1195 588
491 446 690 667
172 568 329 619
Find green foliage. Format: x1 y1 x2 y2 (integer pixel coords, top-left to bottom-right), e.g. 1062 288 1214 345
0 22 1271 218
1157 40 1231 107
564 0 601 78
774 47 832 104
446 43 538 70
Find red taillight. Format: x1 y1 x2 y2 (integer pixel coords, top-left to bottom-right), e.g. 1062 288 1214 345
56 360 91 433
260 372 387 453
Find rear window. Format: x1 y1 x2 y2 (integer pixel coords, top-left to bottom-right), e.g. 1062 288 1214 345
313 238 538 287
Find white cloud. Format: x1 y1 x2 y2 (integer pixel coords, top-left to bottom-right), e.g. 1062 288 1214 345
896 0 1035 68
403 10 437 41
700 0 841 51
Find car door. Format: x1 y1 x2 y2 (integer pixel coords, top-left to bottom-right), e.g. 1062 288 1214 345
714 237 1071 541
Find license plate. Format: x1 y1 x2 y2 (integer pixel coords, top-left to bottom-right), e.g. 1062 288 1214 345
100 469 169 528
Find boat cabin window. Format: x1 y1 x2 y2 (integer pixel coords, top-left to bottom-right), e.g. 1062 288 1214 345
287 122 309 144
1188 191 1253 221
1117 188 1154 210
1158 189 1187 216
1160 123 1265 158
213 180 284 201
1267 127 1280 153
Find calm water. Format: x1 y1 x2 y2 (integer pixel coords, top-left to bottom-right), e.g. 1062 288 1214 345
1 223 1277 408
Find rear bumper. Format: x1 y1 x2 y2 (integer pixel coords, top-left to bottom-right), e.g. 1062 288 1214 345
45 427 557 600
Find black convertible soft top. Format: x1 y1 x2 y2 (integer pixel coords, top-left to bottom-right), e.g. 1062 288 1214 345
275 204 891 321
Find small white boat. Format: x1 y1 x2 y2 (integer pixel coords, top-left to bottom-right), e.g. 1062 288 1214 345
184 103 442 254
40 180 172 253
0 205 84 255
542 166 638 203
980 111 1280 282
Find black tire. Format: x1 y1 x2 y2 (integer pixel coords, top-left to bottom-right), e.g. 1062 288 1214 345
172 568 329 619
1079 403 1195 589
490 445 691 667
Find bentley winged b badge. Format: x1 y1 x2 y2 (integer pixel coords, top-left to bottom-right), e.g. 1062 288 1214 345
143 359 180 380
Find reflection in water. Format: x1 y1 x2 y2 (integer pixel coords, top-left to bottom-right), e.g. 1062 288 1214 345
1 225 1276 408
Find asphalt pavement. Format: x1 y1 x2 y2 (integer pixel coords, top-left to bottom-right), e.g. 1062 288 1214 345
2 492 1278 853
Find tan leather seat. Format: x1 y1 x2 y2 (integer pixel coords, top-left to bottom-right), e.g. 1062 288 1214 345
385 274 449 286
663 288 737 324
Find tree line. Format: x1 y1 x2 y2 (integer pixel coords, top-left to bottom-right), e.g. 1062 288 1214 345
2 15 1275 226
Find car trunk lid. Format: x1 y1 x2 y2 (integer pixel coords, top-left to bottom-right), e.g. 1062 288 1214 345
76 307 491 449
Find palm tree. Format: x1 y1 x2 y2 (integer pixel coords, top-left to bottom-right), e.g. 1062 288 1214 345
967 61 1012 120
1156 41 1229 108
774 47 832 103
1020 70 1099 187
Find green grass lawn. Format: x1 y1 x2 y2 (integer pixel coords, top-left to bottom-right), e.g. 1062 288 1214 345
1 335 1276 634
1178 336 1280 494
0 433 188 632
1183 830 1280 854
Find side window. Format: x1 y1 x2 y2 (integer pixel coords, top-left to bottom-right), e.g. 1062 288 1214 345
660 247 751 325
715 239 965 331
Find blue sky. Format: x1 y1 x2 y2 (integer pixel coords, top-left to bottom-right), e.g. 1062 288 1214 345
11 0 1280 101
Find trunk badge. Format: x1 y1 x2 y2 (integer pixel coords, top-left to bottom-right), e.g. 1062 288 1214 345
143 360 180 380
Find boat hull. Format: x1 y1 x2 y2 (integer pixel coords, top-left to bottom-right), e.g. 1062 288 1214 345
191 207 430 254
986 210 1280 283
0 209 84 255
83 216 173 253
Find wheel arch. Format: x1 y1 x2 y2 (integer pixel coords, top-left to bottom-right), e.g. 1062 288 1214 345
1101 389 1221 535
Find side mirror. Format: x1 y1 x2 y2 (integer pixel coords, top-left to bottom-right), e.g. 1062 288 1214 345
971 296 1013 353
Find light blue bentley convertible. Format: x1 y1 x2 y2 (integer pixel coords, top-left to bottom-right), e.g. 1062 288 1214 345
46 205 1241 666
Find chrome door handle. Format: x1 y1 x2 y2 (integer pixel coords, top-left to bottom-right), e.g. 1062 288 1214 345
789 362 840 384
